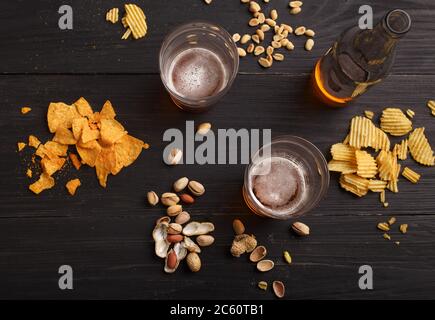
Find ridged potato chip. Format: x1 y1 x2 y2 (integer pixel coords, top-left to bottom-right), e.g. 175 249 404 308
364 110 374 120
106 8 119 24
349 116 390 151
393 139 408 160
427 100 435 116
380 108 412 136
125 4 147 39
339 174 369 197
408 127 434 166
331 143 356 162
376 150 397 181
402 167 421 183
328 160 357 174
368 179 387 192
355 150 377 178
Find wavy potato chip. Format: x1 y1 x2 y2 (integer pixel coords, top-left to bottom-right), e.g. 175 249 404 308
380 108 412 136
349 116 390 151
29 173 55 194
106 8 119 24
408 127 434 166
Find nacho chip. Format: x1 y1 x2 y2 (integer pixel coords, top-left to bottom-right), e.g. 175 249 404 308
74 97 94 118
100 119 127 145
368 179 387 192
124 4 147 39
44 141 68 157
100 100 116 120
21 107 32 114
339 174 369 197
47 102 81 133
355 150 377 178
53 127 77 145
380 108 412 136
28 135 41 149
29 173 55 194
72 117 88 140
114 134 144 169
17 142 26 151
408 127 434 166
66 178 81 196
26 168 33 178
402 167 421 184
69 153 82 170
331 143 356 162
41 156 66 176
76 140 102 167
328 160 357 174
80 124 100 144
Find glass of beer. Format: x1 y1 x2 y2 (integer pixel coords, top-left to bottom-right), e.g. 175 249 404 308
159 22 239 112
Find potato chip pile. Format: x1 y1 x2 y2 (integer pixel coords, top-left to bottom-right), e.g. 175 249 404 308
23 97 147 195
106 4 148 40
328 107 434 206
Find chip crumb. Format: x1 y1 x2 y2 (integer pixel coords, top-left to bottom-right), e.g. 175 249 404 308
383 233 391 240
395 241 400 245
383 202 389 208
28 135 41 149
21 107 32 114
406 109 415 118
143 143 150 150
26 168 33 178
402 167 421 183
364 110 374 120
399 224 408 234
427 100 435 116
388 217 396 225
106 8 119 24
17 142 26 152
66 179 81 196
69 153 82 170
29 173 55 195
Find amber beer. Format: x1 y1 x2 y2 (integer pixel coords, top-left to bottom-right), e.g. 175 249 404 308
312 9 411 107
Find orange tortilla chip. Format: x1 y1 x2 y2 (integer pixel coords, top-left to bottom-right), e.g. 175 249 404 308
74 97 93 118
114 134 144 169
53 127 77 145
76 140 101 167
26 168 33 178
100 100 116 120
41 156 66 176
28 135 41 149
80 124 100 144
47 102 81 133
66 178 81 196
100 119 127 145
69 153 82 170
17 142 26 151
44 141 68 157
72 117 88 140
29 173 55 194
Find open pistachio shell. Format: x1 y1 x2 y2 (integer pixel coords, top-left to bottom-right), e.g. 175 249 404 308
272 281 285 298
249 245 267 262
182 222 215 236
153 222 169 258
174 242 187 260
257 259 275 272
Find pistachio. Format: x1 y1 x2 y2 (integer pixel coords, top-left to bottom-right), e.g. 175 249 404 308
238 47 247 57
175 211 191 225
289 1 303 8
232 33 241 43
232 219 245 235
197 122 212 135
283 250 292 264
258 57 272 68
270 9 278 20
377 222 390 232
290 6 301 14
147 191 159 206
173 177 189 192
180 193 195 204
249 245 267 262
249 18 260 27
273 53 284 61
254 45 265 56
260 24 270 32
294 26 306 36
161 192 180 206
249 1 261 13
167 234 184 243
265 18 276 27
196 235 215 247
167 148 182 165
258 281 268 291
247 43 255 53
399 224 408 234
167 223 182 235
186 252 201 272
257 259 274 272
305 38 314 51
272 281 285 298
167 204 183 217
388 217 396 225
292 222 310 236
305 29 315 37
153 222 169 258
155 216 170 225
240 34 251 44
188 180 205 196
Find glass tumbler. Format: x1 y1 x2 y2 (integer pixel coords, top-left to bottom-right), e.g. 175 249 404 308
243 136 330 219
159 22 239 112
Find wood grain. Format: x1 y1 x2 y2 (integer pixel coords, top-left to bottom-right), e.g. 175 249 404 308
0 0 434 75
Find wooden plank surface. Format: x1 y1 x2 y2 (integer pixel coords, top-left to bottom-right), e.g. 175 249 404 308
0 74 434 299
0 0 434 75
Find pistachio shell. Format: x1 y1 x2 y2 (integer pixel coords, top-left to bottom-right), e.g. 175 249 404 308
152 223 169 258
161 192 180 206
182 221 215 236
173 177 189 192
167 223 182 235
183 236 201 253
155 216 171 225
249 245 267 262
272 281 285 298
257 259 275 272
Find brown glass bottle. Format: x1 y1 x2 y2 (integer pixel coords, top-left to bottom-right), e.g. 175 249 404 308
312 9 411 107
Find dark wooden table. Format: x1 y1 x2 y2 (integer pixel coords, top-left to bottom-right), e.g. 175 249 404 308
1 0 434 300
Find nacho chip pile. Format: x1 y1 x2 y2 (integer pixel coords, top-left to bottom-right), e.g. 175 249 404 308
26 97 147 195
328 107 434 206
